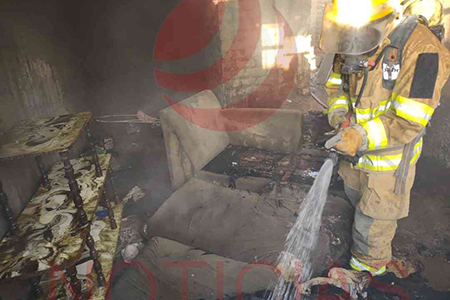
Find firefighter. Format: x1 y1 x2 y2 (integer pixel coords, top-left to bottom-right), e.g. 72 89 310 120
321 0 450 276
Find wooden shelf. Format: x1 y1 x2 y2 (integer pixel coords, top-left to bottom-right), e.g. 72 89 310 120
0 112 91 160
39 203 124 299
89 203 124 300
0 154 112 280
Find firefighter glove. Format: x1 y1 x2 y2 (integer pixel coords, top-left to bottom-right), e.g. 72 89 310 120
325 125 367 156
328 108 348 129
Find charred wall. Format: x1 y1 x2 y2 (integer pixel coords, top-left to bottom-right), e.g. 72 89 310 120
74 0 223 213
0 0 88 238
78 0 223 116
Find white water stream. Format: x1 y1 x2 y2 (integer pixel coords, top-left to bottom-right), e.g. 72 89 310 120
269 159 334 300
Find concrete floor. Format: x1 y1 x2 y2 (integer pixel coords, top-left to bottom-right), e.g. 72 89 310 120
94 121 173 220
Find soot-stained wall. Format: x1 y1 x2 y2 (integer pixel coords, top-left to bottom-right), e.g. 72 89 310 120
78 0 223 116
76 0 223 179
0 0 88 238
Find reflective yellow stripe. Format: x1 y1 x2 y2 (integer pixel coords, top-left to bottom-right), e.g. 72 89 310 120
410 137 423 164
328 96 350 112
353 99 392 123
326 72 342 87
357 138 423 172
361 118 388 150
372 99 392 117
350 257 386 276
357 153 402 171
355 107 371 123
353 93 433 125
392 93 434 126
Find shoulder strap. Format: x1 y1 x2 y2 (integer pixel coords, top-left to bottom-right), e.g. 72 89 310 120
381 15 420 90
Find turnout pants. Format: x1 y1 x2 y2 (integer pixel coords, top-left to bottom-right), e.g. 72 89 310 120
339 161 417 269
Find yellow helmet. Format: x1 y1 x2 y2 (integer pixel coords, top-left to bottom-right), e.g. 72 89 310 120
320 0 397 55
402 0 443 27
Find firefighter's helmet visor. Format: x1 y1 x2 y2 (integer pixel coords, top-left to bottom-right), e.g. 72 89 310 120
319 4 395 55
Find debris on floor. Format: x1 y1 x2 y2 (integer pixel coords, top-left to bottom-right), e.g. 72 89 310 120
122 186 146 204
103 137 114 151
297 267 371 300
121 243 142 263
116 214 144 257
386 256 418 279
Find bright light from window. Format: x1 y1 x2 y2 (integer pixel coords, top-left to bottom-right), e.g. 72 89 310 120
294 35 316 71
262 49 278 69
261 24 281 69
294 35 312 53
261 24 280 47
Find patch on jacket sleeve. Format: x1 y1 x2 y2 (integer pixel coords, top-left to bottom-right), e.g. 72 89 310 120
409 53 439 99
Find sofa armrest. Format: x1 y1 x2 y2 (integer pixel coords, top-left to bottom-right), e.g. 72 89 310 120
222 108 303 153
159 90 229 190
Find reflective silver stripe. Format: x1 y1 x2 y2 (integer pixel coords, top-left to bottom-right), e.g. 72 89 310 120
359 156 402 168
326 72 342 87
350 257 386 275
393 101 432 126
377 100 392 113
391 93 435 126
329 97 350 112
327 77 342 85
356 113 371 122
331 99 349 106
357 100 392 121
350 257 366 270
361 118 388 150
411 137 423 163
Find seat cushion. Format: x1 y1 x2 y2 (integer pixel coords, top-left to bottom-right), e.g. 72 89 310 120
147 178 354 276
148 178 296 264
109 237 278 299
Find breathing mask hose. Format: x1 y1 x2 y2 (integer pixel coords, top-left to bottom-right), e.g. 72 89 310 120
354 67 369 108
